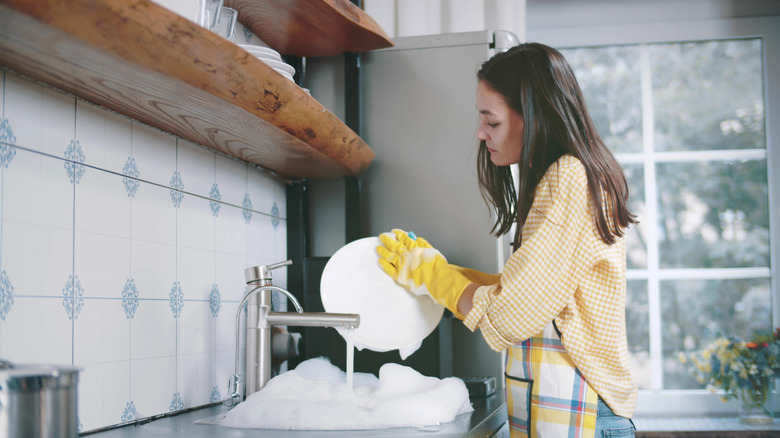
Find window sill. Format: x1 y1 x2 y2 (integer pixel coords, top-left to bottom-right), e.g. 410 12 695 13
635 416 779 437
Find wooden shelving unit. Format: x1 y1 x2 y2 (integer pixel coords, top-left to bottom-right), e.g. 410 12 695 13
0 0 393 178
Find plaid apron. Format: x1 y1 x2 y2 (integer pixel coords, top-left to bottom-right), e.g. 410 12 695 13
505 321 598 437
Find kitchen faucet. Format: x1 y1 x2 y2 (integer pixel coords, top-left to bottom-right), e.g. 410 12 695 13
224 260 360 407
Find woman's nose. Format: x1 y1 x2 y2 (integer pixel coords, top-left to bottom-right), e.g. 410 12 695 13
476 126 487 141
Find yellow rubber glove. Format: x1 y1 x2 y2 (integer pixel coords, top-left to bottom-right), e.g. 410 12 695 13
376 229 474 319
451 265 501 286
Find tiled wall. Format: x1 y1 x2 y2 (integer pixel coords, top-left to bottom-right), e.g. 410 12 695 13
0 69 288 432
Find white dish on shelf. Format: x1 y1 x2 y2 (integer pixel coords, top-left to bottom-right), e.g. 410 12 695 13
239 44 281 59
320 237 444 357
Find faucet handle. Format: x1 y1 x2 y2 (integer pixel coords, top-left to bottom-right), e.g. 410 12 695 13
245 260 292 284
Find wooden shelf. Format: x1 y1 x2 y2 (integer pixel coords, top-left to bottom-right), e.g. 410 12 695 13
226 0 393 58
0 0 388 178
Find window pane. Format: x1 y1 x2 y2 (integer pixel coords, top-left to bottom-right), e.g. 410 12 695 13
562 46 643 154
650 39 765 152
661 278 772 389
626 280 650 389
624 163 647 269
657 160 769 269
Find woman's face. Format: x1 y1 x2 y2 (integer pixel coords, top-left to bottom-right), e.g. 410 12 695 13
476 80 525 166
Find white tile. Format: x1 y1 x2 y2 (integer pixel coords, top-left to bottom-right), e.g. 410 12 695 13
132 240 175 300
3 146 41 226
103 236 131 295
196 248 216 301
75 100 109 170
176 245 198 301
154 243 177 301
179 352 214 407
274 178 287 219
216 301 240 359
3 221 39 297
129 357 156 419
132 122 176 187
38 153 75 230
37 227 73 297
175 190 198 248
104 173 132 239
247 212 276 260
75 167 108 235
177 140 214 199
102 111 132 176
131 181 158 243
129 299 157 360
216 203 246 254
247 166 276 215
0 296 72 364
101 360 131 426
74 298 130 365
151 184 176 247
178 301 214 356
41 86 77 160
4 72 43 151
149 355 177 414
74 230 106 299
215 155 245 207
77 363 105 432
216 252 246 303
153 299 177 357
195 195 216 251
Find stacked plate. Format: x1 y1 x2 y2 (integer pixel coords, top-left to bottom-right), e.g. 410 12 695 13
239 44 295 82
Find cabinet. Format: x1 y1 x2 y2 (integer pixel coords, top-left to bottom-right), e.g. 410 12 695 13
0 0 392 178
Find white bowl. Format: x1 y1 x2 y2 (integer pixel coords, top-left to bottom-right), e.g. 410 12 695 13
239 44 281 59
320 237 444 354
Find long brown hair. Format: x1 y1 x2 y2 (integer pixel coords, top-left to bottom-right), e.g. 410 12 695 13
476 43 637 246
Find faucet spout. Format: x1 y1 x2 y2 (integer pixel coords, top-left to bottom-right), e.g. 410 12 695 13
266 311 359 329
225 262 360 408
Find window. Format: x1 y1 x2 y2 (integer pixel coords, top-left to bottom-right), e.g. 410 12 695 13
560 35 775 413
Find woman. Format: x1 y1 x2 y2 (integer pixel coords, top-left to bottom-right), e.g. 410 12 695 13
377 43 638 437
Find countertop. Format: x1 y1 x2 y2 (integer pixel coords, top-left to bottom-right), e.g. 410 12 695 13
81 393 508 438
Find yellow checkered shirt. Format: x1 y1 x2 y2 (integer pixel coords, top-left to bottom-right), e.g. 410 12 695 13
463 155 638 418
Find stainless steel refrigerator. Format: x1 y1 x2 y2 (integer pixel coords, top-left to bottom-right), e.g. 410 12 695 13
358 30 520 383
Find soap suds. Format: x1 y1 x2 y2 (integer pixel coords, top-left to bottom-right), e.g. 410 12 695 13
220 357 473 430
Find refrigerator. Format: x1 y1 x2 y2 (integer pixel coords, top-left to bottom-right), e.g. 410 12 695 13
302 31 519 385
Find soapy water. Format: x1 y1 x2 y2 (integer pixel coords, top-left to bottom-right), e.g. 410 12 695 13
219 357 473 431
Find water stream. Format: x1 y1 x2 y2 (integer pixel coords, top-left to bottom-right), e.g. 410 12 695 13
345 327 355 390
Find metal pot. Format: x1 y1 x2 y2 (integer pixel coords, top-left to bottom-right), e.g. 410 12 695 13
0 360 81 438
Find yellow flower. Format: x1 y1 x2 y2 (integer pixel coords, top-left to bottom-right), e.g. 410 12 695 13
678 352 687 364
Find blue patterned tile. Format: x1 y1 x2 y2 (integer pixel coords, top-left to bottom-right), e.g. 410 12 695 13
208 284 221 318
209 385 221 403
64 139 85 184
0 117 17 168
0 269 14 320
242 193 252 224
169 170 184 208
271 202 280 230
169 392 184 412
121 401 138 423
62 274 84 320
121 278 139 319
169 281 183 319
122 157 140 198
209 183 221 217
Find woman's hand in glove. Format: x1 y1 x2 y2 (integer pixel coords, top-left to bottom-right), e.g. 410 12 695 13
376 229 474 319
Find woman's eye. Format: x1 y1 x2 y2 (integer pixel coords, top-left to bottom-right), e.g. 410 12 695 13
487 122 499 128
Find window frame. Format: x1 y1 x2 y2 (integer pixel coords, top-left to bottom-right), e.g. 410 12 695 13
529 15 780 416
